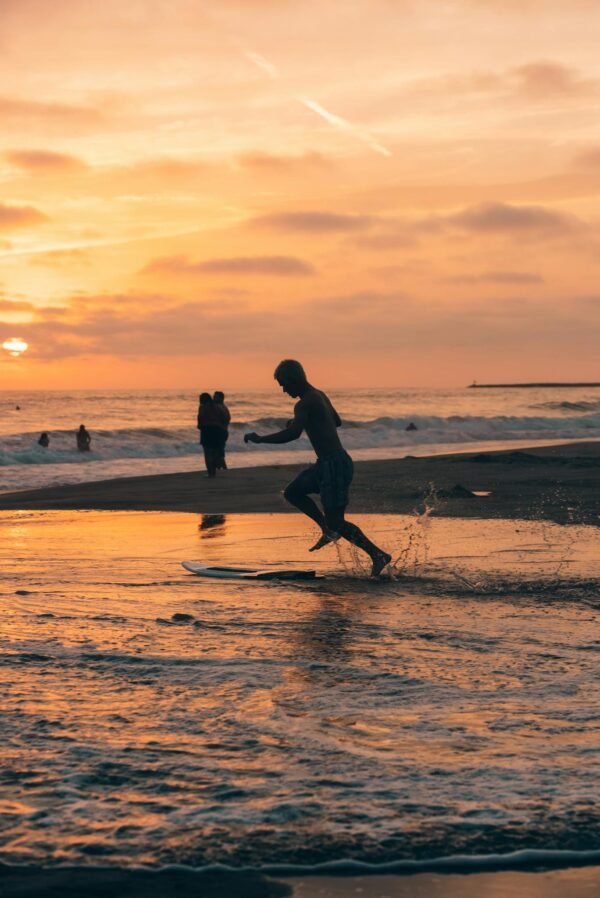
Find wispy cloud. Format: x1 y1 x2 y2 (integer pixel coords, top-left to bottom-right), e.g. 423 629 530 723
5 148 88 171
237 150 332 172
0 298 35 312
510 60 594 99
443 271 544 285
251 211 373 232
143 254 316 276
8 288 598 362
356 201 584 250
0 202 49 230
29 249 91 267
0 95 103 129
574 146 600 168
448 201 580 234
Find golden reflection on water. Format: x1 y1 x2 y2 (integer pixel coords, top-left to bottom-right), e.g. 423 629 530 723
0 510 599 867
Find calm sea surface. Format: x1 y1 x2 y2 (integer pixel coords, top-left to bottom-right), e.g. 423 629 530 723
1 386 600 493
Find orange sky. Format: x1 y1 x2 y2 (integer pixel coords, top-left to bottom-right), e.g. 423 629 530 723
1 0 599 389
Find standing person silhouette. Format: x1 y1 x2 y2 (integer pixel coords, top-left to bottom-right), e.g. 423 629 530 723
76 424 91 452
244 360 392 577
197 393 222 478
213 391 231 470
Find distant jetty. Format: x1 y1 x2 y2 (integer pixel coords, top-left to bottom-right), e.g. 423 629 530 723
468 382 600 389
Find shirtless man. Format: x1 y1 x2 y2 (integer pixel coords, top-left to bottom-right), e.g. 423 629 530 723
244 359 392 577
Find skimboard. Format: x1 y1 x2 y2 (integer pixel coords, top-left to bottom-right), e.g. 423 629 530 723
182 562 317 581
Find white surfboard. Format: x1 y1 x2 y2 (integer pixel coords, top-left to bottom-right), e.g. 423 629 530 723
182 561 318 581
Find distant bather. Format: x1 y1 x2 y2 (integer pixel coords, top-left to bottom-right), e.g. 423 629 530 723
77 424 91 452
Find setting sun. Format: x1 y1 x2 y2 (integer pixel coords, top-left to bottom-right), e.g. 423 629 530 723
2 337 28 357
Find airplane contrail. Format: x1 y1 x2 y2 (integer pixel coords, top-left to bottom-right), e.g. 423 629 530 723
243 50 279 80
243 50 392 158
298 97 392 158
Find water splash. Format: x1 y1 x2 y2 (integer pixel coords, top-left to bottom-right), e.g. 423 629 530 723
328 487 597 602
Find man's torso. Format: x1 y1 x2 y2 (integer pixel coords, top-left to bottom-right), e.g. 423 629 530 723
296 388 344 459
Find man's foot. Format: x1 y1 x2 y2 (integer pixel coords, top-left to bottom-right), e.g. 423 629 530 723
371 551 392 577
309 530 337 552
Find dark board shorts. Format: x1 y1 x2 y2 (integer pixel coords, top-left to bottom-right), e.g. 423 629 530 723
286 450 354 511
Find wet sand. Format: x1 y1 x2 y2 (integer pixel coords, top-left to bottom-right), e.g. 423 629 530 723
0 441 599 526
1 865 599 897
2 448 599 896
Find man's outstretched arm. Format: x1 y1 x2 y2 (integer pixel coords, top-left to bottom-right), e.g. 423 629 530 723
245 405 307 445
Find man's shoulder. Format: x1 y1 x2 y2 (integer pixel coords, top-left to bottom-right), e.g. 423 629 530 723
296 387 325 409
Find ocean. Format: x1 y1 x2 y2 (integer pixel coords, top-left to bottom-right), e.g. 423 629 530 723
1 385 600 493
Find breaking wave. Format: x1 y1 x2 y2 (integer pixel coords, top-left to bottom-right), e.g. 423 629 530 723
2 412 600 468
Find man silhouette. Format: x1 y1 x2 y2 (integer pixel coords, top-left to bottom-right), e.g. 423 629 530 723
244 360 392 576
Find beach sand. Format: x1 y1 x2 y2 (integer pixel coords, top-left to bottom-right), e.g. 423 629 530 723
0 441 599 526
1 865 599 897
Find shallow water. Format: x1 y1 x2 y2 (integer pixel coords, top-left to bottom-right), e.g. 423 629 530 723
0 511 598 868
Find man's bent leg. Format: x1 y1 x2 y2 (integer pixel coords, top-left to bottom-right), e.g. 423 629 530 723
326 509 391 577
283 471 328 534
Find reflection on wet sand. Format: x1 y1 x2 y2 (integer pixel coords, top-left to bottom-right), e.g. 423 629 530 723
199 513 227 538
293 600 355 664
0 511 598 870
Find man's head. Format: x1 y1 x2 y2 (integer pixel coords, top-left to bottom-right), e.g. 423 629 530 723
274 359 307 397
213 391 225 403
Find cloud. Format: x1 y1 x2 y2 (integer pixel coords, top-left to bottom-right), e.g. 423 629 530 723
4 287 598 362
354 202 582 251
236 151 332 172
443 271 544 285
574 147 600 168
123 156 209 180
509 61 592 99
383 58 599 112
0 298 35 312
0 95 103 129
447 202 579 234
252 211 373 232
0 202 49 230
5 149 88 171
143 254 315 276
29 249 90 267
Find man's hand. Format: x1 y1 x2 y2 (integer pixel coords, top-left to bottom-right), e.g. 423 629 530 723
244 432 261 444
